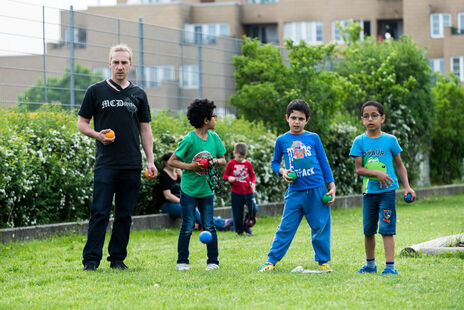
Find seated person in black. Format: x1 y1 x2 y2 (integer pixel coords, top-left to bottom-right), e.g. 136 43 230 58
158 152 233 231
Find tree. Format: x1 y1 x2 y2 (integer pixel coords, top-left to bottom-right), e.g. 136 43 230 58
229 37 343 140
229 37 291 133
430 74 464 183
18 64 102 111
335 25 434 182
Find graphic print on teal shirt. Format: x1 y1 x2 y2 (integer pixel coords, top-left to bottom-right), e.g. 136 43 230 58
349 132 402 194
363 156 387 193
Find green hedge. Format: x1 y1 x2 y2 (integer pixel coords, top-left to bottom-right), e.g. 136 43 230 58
1 106 365 228
0 106 94 228
0 107 291 228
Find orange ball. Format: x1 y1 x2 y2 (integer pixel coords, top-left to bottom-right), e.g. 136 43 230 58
105 130 115 139
144 170 153 179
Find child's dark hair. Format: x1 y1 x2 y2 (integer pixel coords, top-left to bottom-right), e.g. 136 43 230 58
287 99 310 119
361 101 384 116
161 151 173 163
234 143 247 156
187 98 216 128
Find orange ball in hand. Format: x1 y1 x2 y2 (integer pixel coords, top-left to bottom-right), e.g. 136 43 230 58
105 130 115 139
144 170 153 179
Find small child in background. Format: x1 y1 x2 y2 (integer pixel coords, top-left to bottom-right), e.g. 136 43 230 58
349 100 415 276
223 143 258 236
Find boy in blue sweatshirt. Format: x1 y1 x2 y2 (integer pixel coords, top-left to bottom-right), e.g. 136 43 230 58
258 99 336 272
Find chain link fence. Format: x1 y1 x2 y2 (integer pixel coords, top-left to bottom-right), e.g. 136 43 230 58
0 0 247 115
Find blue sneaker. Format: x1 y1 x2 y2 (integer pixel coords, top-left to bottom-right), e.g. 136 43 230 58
356 265 377 273
381 268 398 276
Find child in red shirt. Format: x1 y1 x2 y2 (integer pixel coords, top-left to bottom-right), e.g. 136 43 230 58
223 143 258 235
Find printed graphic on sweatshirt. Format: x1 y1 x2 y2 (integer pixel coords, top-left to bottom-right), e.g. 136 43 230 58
285 140 315 178
232 164 249 183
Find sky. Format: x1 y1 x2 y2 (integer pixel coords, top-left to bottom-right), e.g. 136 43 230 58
1 0 117 56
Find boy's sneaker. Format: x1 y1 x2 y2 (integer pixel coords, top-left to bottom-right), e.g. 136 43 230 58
244 227 253 235
205 264 219 271
176 263 189 271
258 262 275 272
356 265 378 273
381 268 398 276
318 263 333 272
223 219 234 231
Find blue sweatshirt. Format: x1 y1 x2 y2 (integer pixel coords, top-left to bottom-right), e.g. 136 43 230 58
271 131 334 191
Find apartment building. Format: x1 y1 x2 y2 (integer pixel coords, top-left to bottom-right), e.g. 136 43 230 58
0 0 463 112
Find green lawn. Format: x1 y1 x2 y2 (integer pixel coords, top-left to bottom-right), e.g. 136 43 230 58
1 194 463 309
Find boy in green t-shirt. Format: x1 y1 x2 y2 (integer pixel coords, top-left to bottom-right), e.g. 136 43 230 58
168 98 226 271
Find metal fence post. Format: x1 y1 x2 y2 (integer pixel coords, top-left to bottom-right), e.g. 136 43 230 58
42 6 47 104
139 18 145 88
197 31 202 99
180 30 185 111
69 5 75 110
118 19 121 44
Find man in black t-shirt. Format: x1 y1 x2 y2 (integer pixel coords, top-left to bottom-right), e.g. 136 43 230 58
78 44 157 271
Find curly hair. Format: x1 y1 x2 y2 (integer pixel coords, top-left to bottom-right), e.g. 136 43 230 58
187 98 216 128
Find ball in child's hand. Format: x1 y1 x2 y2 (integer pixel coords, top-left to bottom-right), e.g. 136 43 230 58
322 194 332 204
199 158 209 169
199 231 212 244
404 193 413 203
287 171 297 181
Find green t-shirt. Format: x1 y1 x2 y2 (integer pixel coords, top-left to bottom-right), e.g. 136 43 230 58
174 130 226 197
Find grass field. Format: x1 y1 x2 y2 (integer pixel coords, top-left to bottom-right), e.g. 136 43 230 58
1 194 463 309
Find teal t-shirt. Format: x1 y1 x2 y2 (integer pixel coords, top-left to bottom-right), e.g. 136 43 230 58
174 130 226 197
349 132 402 194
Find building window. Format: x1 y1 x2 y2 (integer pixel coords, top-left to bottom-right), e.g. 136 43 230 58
451 57 464 81
429 59 444 75
144 66 175 88
126 0 171 4
184 23 230 44
180 65 199 89
332 20 371 43
430 13 451 38
65 28 86 48
284 21 323 45
246 0 278 3
332 20 349 44
458 13 464 34
93 67 111 79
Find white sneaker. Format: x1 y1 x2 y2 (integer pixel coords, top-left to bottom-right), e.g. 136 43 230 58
205 264 219 271
176 263 189 271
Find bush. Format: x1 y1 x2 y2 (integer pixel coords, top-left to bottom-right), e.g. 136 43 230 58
0 108 287 228
430 74 464 183
0 105 94 228
136 113 286 215
335 35 434 183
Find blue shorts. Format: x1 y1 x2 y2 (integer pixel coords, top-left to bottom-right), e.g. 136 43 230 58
362 190 396 236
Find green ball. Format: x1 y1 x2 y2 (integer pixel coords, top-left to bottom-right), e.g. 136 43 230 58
287 171 297 181
322 194 332 204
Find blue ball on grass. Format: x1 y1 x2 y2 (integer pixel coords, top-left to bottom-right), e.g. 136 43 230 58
199 231 212 244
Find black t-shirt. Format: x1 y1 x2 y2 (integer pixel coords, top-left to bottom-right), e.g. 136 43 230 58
78 80 151 170
157 169 181 206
